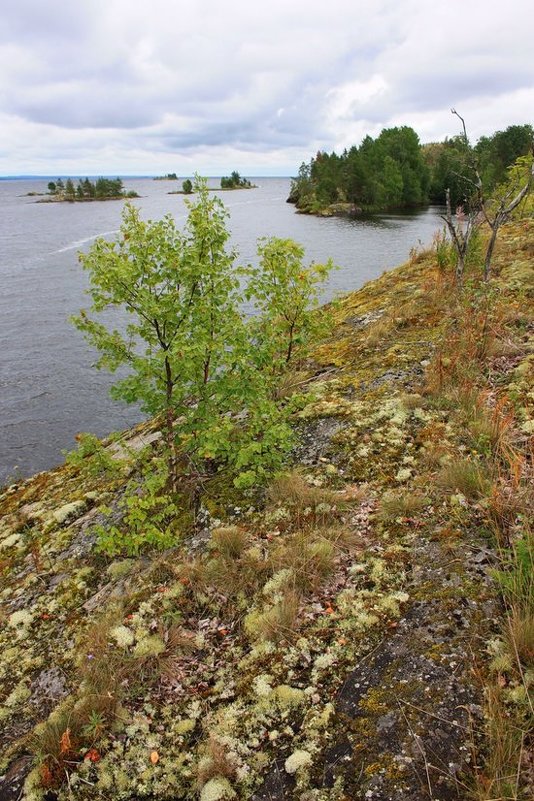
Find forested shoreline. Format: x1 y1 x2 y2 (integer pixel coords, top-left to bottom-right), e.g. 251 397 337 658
288 122 533 216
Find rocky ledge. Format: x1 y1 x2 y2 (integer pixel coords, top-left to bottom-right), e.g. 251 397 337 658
0 220 532 800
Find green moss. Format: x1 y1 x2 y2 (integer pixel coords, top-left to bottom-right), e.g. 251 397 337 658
106 559 135 579
358 688 389 716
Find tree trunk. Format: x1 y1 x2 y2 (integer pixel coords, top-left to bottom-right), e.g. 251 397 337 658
164 356 178 493
455 253 465 286
483 222 500 282
286 322 295 364
442 188 465 286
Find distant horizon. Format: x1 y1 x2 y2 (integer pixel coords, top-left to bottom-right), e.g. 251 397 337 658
0 173 293 180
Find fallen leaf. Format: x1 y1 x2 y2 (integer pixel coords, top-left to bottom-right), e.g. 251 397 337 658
59 728 71 755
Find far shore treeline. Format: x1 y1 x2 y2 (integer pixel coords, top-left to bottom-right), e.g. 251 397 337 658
288 122 533 215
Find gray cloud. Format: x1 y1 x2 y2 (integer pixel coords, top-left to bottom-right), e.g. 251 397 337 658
0 0 532 174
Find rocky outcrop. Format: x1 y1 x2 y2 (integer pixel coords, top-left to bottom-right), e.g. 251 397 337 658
1 220 532 800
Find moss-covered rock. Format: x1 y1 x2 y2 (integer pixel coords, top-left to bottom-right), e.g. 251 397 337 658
0 220 532 800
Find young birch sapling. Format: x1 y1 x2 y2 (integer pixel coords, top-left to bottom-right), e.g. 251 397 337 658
72 180 335 552
246 237 335 373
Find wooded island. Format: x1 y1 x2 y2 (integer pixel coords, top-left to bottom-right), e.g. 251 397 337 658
289 122 533 216
38 177 139 201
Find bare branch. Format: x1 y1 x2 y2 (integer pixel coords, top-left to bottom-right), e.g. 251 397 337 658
451 108 468 147
503 164 533 215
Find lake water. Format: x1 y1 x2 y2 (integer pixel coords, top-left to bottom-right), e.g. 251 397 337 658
0 177 443 484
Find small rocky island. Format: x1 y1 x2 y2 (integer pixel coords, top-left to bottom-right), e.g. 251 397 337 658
168 173 257 196
33 177 139 202
219 171 257 189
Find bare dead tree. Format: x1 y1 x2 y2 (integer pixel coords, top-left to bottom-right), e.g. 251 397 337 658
439 109 483 285
441 109 533 284
479 160 533 280
441 186 479 285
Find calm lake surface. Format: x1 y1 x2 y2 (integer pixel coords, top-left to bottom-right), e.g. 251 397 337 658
0 177 443 484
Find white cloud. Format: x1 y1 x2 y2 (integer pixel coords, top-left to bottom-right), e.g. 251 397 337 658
0 0 532 174
327 77 389 118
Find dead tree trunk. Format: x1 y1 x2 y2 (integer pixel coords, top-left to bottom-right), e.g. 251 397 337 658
445 109 533 283
440 188 476 286
481 165 533 281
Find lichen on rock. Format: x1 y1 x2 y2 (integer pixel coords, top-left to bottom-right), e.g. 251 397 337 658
0 220 532 800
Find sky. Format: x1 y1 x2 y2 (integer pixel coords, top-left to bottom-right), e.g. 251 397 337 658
1 0 532 176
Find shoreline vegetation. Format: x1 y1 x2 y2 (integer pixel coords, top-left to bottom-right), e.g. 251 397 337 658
219 171 256 190
29 177 139 202
288 121 533 218
0 164 532 800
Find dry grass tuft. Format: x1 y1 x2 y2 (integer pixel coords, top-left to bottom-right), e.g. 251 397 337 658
197 735 238 787
268 470 336 509
245 591 300 644
436 459 490 499
267 470 349 531
31 705 79 789
271 533 336 593
419 443 451 470
377 490 431 522
401 392 426 410
77 613 124 701
273 370 310 400
157 624 197 683
507 609 534 670
487 482 526 546
210 526 248 560
193 540 272 603
364 314 397 349
320 524 364 553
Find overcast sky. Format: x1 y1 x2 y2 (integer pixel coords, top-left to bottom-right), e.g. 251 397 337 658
1 0 532 176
